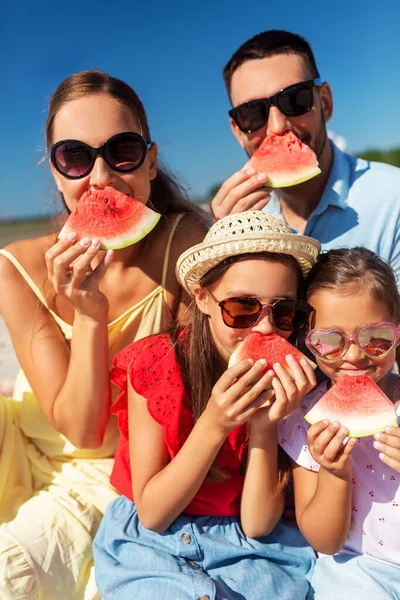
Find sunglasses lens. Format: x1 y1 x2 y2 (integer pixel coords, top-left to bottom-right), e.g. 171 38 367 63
221 298 261 328
278 83 314 116
271 301 310 331
358 326 396 357
104 135 146 172
54 142 93 178
232 101 268 133
308 330 346 360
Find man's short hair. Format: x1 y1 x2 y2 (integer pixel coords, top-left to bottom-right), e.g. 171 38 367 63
223 30 320 101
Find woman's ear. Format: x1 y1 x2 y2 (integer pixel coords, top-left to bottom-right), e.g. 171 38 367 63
147 142 158 181
193 286 211 316
49 159 64 193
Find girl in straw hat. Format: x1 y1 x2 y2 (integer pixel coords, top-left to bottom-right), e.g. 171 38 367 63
93 211 321 600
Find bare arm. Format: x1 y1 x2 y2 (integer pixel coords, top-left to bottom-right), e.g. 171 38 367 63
128 381 226 532
240 355 316 538
129 359 276 532
240 423 284 538
291 421 357 554
0 239 112 448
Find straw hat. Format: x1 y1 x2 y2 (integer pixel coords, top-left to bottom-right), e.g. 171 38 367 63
176 211 321 294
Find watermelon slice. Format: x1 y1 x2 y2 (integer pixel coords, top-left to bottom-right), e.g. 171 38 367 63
58 187 161 250
247 131 321 188
228 332 316 378
304 375 399 438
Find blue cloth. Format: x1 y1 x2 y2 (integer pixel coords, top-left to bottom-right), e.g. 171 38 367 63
266 142 400 288
307 553 400 600
93 496 316 600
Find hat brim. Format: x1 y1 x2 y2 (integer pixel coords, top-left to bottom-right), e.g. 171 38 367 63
176 232 321 294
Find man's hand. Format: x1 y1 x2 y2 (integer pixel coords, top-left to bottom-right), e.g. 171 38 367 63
211 168 271 221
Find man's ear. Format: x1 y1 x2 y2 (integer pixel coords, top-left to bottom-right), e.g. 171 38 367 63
319 82 333 124
193 285 211 316
229 117 246 149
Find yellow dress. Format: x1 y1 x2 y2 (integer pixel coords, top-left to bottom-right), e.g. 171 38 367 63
0 214 183 600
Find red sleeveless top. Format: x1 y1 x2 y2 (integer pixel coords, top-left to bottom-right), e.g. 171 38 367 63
110 333 248 516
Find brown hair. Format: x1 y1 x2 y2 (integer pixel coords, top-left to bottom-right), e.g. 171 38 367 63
46 69 205 220
306 247 400 321
223 30 320 101
174 251 302 486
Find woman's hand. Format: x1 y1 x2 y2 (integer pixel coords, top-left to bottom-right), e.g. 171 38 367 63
250 355 317 434
307 420 357 479
211 168 271 221
45 233 114 321
374 426 400 473
203 359 275 435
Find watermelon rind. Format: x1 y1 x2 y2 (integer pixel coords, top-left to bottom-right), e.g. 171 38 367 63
263 165 321 188
304 375 399 438
228 332 316 377
58 188 161 250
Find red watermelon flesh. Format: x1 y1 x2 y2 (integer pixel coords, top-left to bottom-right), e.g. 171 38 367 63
304 375 399 438
247 131 321 188
58 187 161 250
228 332 316 378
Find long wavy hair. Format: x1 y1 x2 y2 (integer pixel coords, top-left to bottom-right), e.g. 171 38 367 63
173 251 304 486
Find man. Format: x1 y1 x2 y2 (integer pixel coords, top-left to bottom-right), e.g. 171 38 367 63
211 30 400 284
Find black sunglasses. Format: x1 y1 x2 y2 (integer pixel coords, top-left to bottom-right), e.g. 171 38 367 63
209 292 312 331
229 78 322 134
50 132 152 180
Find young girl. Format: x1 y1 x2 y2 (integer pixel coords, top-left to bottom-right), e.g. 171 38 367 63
93 211 321 600
0 69 207 599
279 247 400 600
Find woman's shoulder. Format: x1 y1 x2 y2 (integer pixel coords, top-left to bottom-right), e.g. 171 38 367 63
1 233 56 270
161 211 209 257
0 233 56 291
167 213 209 250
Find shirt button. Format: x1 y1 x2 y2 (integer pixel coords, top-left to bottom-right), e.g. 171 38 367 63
188 560 199 569
181 533 192 544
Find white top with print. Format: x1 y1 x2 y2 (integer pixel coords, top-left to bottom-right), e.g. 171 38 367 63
278 380 400 567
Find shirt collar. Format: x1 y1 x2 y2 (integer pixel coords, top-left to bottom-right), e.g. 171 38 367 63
316 141 350 214
268 141 350 222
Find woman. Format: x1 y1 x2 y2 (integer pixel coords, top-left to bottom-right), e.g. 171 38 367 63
0 69 208 600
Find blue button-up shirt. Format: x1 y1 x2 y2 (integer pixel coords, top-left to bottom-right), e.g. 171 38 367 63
265 142 400 288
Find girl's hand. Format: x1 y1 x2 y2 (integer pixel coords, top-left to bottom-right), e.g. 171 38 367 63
45 233 113 321
307 420 357 479
374 426 400 473
211 169 271 221
203 359 275 435
250 355 316 433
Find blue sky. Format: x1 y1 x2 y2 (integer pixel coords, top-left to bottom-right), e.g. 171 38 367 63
1 0 399 219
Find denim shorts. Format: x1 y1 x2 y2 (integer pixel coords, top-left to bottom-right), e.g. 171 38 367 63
308 553 400 600
93 495 315 600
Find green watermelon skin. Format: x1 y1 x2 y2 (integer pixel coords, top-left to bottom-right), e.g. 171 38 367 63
247 131 321 188
58 187 161 250
228 332 315 377
304 375 399 438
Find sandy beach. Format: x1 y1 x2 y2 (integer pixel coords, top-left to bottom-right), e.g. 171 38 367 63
0 315 19 379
